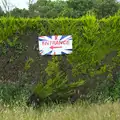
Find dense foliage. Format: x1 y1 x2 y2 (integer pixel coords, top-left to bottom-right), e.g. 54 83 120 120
0 0 120 18
0 14 120 105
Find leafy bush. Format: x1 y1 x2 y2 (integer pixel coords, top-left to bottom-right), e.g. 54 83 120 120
31 57 84 105
87 71 120 103
110 72 120 101
0 72 31 105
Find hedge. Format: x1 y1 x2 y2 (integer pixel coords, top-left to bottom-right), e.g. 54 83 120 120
0 15 120 103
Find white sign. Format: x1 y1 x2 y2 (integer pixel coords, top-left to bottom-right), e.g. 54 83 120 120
38 35 72 55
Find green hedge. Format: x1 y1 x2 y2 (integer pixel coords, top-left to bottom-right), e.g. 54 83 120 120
0 15 120 103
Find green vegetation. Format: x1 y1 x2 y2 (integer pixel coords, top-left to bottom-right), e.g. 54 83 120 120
0 3 120 119
0 1 120 119
0 0 120 18
0 14 120 105
0 72 31 105
1 102 120 120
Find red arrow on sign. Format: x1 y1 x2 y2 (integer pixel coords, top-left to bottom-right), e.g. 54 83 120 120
50 46 62 49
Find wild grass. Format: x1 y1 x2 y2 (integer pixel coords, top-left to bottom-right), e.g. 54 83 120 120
0 101 120 120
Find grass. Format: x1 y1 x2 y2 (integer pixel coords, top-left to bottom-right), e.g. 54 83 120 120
0 101 120 120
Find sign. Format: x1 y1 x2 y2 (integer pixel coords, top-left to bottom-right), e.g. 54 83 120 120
38 35 72 55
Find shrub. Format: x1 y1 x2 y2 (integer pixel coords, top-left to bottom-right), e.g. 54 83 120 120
0 72 31 105
27 57 84 107
0 15 120 105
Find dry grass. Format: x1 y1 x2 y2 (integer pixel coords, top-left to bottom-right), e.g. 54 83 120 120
0 102 120 120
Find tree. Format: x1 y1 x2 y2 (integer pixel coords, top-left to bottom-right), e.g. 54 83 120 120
7 0 119 18
66 0 96 18
95 0 120 18
0 6 4 16
10 8 29 18
28 0 68 18
28 0 50 17
66 0 120 18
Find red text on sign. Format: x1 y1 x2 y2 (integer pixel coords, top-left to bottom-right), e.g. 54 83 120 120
42 40 69 46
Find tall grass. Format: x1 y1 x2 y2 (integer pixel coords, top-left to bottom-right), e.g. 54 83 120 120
0 101 120 120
